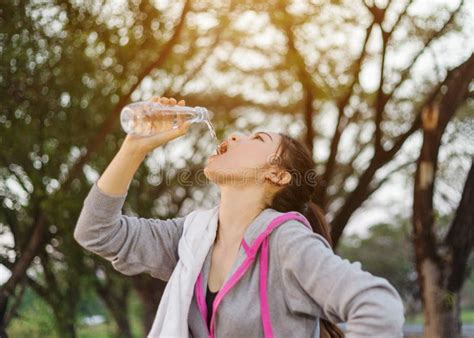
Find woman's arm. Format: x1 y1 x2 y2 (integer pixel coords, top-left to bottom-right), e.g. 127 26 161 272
96 96 190 196
74 181 186 281
275 221 405 337
74 96 191 280
96 142 146 196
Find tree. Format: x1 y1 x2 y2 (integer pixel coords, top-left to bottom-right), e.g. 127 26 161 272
412 54 474 337
338 220 419 314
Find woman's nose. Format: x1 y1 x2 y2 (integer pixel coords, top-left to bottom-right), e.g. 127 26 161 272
228 133 240 142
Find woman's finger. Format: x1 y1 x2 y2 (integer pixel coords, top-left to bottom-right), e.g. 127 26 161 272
177 121 191 134
158 121 190 144
169 98 177 105
170 121 190 138
150 96 160 102
178 99 185 106
176 114 186 125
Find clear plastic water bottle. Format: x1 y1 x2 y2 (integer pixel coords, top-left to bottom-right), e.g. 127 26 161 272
120 101 212 137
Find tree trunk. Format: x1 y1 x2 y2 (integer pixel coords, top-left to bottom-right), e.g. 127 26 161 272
106 301 133 338
132 275 166 334
0 212 47 320
54 319 76 338
419 261 461 337
94 271 133 338
412 54 474 338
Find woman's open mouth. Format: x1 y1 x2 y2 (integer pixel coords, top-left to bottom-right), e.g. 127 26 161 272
209 141 228 160
216 141 228 155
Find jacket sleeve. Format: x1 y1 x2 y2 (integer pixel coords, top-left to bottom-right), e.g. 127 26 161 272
73 181 186 281
275 220 405 337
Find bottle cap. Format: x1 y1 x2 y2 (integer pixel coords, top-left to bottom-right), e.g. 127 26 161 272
195 107 212 121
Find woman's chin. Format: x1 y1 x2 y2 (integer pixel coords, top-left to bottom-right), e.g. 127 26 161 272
204 166 221 184
204 163 224 182
204 163 234 185
207 153 222 163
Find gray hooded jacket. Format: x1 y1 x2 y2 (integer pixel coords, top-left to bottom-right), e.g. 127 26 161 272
74 182 405 337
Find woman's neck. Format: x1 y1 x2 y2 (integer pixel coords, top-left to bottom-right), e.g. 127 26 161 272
217 185 266 247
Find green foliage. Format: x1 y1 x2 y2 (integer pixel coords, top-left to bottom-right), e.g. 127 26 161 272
9 287 145 337
8 289 58 337
338 220 418 312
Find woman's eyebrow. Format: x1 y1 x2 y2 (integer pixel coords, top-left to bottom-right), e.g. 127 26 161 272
255 131 273 141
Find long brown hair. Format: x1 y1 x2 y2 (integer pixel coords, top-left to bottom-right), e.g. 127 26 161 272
267 133 344 338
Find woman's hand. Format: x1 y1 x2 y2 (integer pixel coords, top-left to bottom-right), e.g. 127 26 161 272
121 96 191 157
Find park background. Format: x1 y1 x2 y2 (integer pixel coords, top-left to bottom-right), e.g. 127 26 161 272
1 0 473 337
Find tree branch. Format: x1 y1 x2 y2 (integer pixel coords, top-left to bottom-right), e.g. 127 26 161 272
381 0 464 110
60 0 192 190
444 160 474 292
330 54 474 246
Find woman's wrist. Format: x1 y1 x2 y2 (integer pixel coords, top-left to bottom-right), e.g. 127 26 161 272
120 140 148 162
97 146 145 196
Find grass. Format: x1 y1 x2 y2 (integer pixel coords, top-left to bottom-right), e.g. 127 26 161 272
8 290 145 338
74 309 474 337
406 309 474 324
8 295 474 337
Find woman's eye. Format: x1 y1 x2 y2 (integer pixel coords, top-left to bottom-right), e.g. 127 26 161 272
253 135 264 141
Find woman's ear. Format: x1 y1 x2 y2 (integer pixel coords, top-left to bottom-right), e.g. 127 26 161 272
264 168 291 186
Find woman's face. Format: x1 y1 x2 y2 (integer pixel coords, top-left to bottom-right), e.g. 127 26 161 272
204 131 282 186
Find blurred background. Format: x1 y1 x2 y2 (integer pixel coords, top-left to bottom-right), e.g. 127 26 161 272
1 0 473 337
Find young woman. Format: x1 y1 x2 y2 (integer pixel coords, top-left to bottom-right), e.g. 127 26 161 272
74 97 405 338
